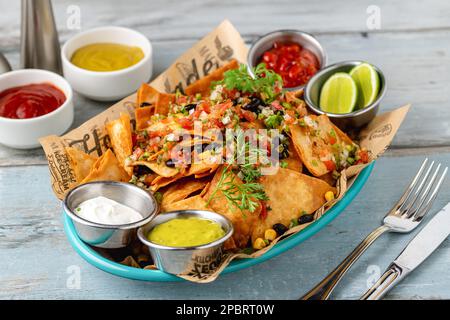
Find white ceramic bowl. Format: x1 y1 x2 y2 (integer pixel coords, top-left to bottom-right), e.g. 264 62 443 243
0 69 74 149
61 26 153 101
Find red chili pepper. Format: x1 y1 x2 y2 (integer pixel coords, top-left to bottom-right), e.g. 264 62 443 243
260 200 268 219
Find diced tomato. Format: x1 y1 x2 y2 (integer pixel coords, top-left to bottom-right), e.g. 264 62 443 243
133 147 144 160
198 101 211 113
323 160 336 171
176 95 187 105
148 130 166 138
241 109 256 122
216 101 233 114
191 108 203 119
328 135 337 145
223 88 238 99
271 100 283 110
176 117 194 130
209 118 225 129
357 150 369 164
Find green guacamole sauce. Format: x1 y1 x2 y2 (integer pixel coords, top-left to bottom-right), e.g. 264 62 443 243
148 217 225 247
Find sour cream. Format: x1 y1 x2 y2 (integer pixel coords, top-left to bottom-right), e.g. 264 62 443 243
75 196 143 225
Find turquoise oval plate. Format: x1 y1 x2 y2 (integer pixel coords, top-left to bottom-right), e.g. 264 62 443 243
63 162 374 282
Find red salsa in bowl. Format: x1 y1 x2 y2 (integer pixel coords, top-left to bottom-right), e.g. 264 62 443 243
0 83 66 119
259 41 320 88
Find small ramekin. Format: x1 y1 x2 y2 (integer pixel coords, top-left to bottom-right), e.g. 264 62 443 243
61 26 152 101
304 60 386 128
63 181 159 249
247 29 327 91
0 69 74 149
138 210 234 275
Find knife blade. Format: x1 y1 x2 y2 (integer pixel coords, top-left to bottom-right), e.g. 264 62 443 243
361 202 450 300
394 202 450 271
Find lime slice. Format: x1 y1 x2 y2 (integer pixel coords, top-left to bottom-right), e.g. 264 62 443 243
319 73 357 114
349 63 380 109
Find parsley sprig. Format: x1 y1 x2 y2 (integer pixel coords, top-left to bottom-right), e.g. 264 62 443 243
218 63 283 103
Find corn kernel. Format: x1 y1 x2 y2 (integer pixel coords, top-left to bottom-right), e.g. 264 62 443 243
253 238 266 250
325 191 335 202
264 229 277 241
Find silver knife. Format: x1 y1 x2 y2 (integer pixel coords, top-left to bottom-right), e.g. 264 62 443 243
360 202 450 300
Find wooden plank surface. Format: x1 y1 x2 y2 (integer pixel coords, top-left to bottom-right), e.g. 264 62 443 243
1 155 450 299
0 0 450 300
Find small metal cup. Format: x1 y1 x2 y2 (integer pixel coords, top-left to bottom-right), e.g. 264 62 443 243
247 29 327 91
63 181 159 249
138 210 234 275
304 60 386 129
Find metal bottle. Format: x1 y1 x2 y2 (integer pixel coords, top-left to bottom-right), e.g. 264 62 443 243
20 0 62 74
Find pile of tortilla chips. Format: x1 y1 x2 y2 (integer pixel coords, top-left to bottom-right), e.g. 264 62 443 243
40 20 410 282
64 59 367 253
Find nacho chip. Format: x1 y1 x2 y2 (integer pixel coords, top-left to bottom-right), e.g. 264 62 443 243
202 167 260 248
135 106 153 130
187 150 221 176
137 83 160 108
132 160 179 178
283 140 302 172
161 179 208 211
289 115 354 177
194 172 215 179
81 149 130 184
150 174 184 192
184 59 239 96
154 92 175 115
162 195 210 212
136 83 175 116
251 168 335 242
65 147 97 183
106 113 133 175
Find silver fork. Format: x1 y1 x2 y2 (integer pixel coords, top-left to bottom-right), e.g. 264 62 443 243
301 158 448 300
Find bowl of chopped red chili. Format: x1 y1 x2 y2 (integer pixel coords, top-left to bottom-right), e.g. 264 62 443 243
0 69 74 149
247 30 327 91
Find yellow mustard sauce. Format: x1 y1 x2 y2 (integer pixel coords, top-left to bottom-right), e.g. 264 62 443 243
70 43 144 72
148 217 225 247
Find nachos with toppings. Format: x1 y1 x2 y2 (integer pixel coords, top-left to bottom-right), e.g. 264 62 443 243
66 60 369 251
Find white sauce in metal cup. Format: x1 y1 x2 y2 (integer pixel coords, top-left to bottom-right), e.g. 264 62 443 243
75 196 142 225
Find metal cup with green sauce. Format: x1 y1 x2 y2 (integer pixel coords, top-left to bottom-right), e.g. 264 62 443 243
137 210 234 276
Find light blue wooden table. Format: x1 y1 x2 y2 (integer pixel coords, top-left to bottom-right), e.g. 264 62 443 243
1 0 450 300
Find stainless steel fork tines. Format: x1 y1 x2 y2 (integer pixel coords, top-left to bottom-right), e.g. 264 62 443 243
301 158 448 300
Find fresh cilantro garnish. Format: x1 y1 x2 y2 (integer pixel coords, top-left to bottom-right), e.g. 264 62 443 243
218 63 283 103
